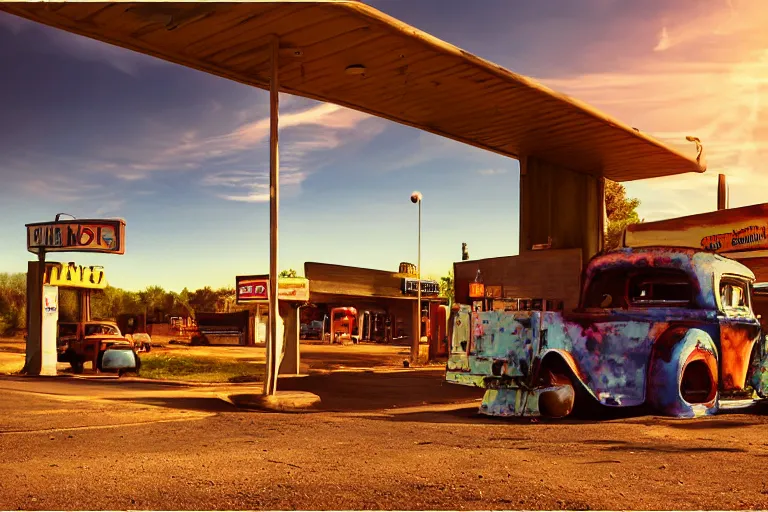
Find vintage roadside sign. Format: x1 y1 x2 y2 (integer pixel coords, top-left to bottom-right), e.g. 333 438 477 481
237 276 269 303
623 203 768 256
236 275 310 304
401 278 440 296
45 262 107 290
26 219 126 255
484 285 502 299
469 282 485 299
278 277 310 302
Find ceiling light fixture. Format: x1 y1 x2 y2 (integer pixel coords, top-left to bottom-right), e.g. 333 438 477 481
345 64 366 75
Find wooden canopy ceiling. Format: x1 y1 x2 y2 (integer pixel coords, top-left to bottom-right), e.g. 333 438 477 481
0 1 707 182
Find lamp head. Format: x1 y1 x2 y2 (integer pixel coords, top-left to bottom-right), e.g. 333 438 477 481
410 191 422 204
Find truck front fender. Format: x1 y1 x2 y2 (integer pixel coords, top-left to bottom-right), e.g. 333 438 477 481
647 327 719 418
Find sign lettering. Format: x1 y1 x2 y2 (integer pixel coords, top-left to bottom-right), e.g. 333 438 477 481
623 203 768 256
700 225 768 253
401 278 440 296
26 219 125 255
45 262 107 290
469 282 485 299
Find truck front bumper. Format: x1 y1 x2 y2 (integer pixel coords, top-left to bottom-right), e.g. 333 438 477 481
447 371 574 418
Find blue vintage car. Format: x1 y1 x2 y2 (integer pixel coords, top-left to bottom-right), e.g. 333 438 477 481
446 247 768 418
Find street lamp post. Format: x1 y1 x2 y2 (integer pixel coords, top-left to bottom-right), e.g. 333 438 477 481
410 191 423 363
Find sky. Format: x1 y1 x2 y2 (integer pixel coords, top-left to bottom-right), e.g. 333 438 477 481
0 0 766 292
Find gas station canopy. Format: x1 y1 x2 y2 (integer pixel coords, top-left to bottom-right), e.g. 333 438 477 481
1 0 705 182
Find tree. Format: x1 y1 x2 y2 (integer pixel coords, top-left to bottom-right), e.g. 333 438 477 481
279 269 299 278
189 286 219 313
439 270 455 305
0 273 26 334
605 180 642 250
173 288 195 319
137 285 167 323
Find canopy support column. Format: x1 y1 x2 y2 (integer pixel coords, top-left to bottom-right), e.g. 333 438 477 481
264 36 280 396
519 156 605 263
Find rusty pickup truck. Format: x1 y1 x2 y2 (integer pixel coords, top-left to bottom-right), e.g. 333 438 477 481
446 247 768 418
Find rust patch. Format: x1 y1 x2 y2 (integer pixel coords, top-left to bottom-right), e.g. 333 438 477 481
719 323 759 390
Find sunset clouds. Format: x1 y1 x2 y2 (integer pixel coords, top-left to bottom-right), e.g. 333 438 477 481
526 0 768 217
0 1 765 290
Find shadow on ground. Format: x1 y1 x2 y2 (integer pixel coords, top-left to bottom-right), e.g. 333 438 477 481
301 349 411 371
358 402 651 426
0 374 200 392
261 369 483 412
112 396 238 413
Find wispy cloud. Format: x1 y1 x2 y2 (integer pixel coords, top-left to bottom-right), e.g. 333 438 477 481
653 26 671 52
199 103 385 202
477 168 508 176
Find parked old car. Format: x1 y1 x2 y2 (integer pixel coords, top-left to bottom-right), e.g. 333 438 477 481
128 332 152 352
57 320 140 376
300 320 323 340
446 247 768 419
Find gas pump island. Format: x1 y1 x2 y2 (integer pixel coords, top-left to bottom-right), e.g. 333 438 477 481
23 217 126 376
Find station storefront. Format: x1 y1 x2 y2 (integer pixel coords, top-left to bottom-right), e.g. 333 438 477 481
235 262 450 364
302 261 447 353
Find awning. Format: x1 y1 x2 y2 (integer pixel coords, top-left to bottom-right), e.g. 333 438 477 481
0 1 706 182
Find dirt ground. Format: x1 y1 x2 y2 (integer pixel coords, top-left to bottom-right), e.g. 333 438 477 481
2 369 768 510
0 335 416 375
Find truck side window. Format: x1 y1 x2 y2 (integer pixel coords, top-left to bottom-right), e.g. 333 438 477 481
583 269 628 309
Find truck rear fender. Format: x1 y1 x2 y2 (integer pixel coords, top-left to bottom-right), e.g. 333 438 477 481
537 349 596 400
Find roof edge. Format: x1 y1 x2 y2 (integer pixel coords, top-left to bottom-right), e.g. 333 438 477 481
347 1 707 176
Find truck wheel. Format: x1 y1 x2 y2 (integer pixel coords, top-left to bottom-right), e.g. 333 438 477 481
538 370 576 418
537 356 580 418
143 343 151 353
70 359 84 374
647 328 719 418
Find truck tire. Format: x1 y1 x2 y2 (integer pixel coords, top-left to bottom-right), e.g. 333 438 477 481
536 355 584 418
647 328 719 418
70 359 84 375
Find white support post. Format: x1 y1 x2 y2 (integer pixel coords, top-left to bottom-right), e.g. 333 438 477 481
264 36 280 396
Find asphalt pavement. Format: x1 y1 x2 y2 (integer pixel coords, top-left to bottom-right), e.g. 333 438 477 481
2 372 768 510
